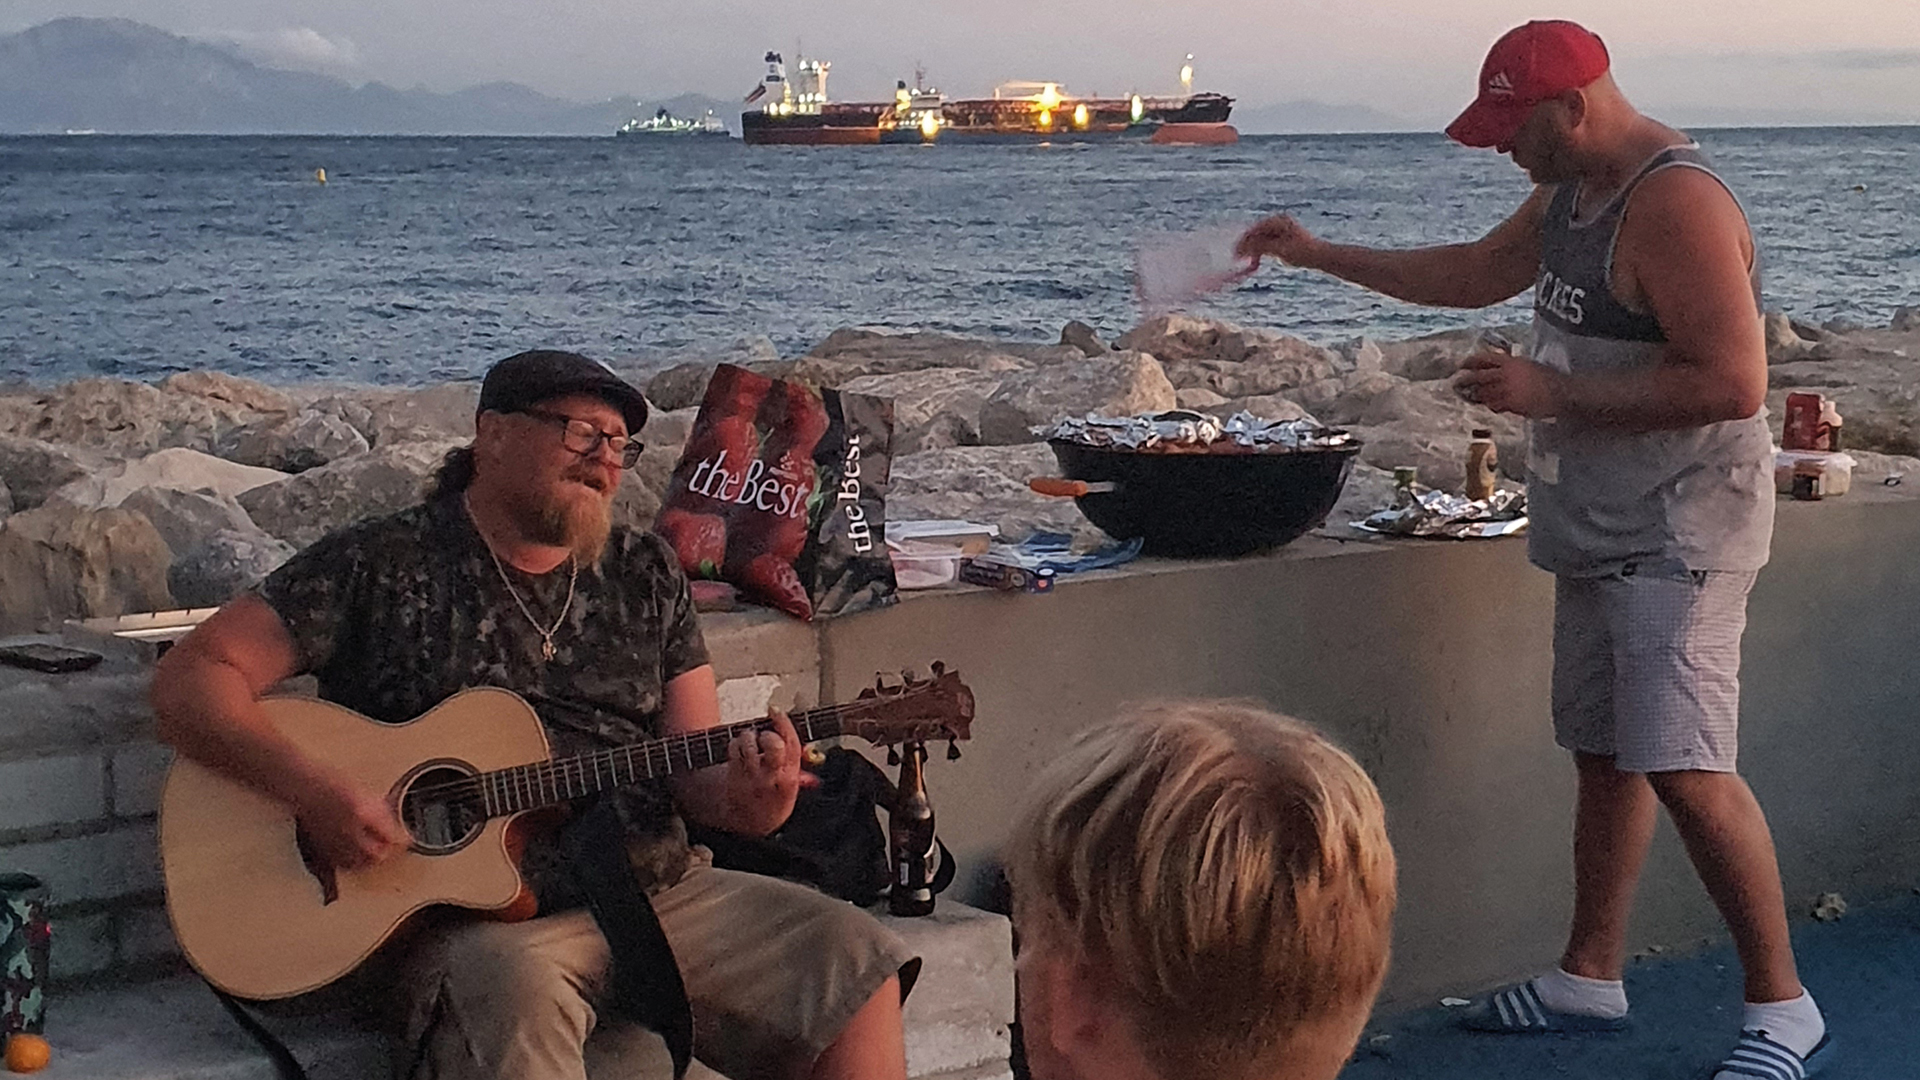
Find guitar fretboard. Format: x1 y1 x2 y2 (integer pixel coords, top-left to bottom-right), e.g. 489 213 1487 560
473 707 848 818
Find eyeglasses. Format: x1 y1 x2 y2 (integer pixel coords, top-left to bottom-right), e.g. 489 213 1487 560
517 409 645 469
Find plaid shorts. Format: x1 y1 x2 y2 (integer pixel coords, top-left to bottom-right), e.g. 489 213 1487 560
1551 564 1757 774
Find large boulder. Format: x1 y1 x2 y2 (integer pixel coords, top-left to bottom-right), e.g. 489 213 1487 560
1890 306 1920 333
888 444 1097 544
609 445 683 536
1174 387 1231 412
839 368 1007 454
215 408 372 473
976 351 1178 445
18 377 268 456
48 448 288 510
790 330 1033 388
1223 394 1316 423
1764 312 1812 362
0 476 9 526
642 407 700 454
344 383 483 447
1117 315 1342 398
168 529 296 609
238 440 461 548
1373 327 1517 382
0 436 105 511
1059 321 1111 357
117 486 259 558
0 505 174 633
160 371 295 415
1764 354 1920 456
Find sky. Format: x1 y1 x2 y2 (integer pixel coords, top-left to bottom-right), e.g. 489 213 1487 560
9 0 1920 125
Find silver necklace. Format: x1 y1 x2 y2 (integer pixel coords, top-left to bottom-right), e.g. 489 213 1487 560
467 493 577 661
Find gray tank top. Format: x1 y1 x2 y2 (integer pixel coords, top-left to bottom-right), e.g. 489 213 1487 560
1526 145 1775 578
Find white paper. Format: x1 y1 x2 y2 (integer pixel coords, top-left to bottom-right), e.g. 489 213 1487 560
1134 226 1254 313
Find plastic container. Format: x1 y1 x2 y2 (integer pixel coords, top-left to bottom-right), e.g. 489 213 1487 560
1774 449 1855 497
887 539 965 590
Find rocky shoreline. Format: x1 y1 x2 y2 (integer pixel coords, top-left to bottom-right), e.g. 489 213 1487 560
4 309 1918 633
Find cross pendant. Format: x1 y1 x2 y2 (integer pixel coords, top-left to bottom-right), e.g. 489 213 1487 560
542 639 556 662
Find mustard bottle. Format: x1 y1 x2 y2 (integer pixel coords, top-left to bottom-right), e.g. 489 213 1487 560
1466 429 1498 501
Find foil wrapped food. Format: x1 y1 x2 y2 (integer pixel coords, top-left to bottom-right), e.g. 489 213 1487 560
1043 410 1353 452
1355 487 1529 540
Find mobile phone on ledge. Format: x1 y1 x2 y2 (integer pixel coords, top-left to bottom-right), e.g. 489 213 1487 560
0 642 104 674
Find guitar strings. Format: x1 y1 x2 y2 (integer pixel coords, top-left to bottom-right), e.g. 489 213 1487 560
399 693 940 810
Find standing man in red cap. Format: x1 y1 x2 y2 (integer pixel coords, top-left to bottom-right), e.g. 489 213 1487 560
1237 20 1828 1080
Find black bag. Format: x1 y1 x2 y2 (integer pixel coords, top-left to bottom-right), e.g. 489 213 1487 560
688 747 953 906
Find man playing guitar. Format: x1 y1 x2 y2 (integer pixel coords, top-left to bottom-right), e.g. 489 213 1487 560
151 349 914 1080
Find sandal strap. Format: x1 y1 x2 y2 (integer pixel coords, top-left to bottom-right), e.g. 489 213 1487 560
1716 1030 1810 1080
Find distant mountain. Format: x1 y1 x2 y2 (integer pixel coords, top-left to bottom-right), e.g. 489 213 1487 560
1232 100 1417 135
0 18 730 135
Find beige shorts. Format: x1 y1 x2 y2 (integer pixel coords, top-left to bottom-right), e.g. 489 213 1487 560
386 861 918 1080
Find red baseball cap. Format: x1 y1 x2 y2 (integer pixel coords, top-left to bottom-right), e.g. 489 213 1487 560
1446 20 1611 149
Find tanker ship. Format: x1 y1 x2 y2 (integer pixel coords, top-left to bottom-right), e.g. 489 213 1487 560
738 53 1236 146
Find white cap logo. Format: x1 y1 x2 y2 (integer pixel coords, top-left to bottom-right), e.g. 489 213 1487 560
1487 71 1514 97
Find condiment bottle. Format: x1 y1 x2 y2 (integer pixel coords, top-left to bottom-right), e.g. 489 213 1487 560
1819 399 1843 452
1465 429 1499 501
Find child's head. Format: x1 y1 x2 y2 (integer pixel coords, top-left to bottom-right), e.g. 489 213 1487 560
1006 701 1397 1080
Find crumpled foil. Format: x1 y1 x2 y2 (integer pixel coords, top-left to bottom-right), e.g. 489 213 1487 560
1043 410 1352 451
1355 487 1529 539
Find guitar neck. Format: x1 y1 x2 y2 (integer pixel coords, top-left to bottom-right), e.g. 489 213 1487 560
477 707 848 818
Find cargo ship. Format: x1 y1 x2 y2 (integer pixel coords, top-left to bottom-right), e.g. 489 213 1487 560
738 53 1236 146
615 108 731 137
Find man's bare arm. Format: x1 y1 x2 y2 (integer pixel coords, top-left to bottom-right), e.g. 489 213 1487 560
150 593 407 867
1457 169 1766 431
1238 187 1549 308
661 665 803 838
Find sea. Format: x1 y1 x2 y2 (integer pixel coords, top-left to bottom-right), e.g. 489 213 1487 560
1 127 1916 388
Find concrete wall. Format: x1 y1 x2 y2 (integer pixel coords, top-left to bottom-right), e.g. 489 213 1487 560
821 494 1920 1006
6 492 1917 1009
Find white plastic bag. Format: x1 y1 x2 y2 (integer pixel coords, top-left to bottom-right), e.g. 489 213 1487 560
1134 225 1254 313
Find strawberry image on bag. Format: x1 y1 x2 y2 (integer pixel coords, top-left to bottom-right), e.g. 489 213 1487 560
656 364 897 620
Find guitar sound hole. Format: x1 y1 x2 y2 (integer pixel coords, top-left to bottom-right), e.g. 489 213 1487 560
401 764 488 853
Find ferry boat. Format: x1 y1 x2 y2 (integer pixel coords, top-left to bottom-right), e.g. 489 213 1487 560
738 52 1235 146
616 108 731 138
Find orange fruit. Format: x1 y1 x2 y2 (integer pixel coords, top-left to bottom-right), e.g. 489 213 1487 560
4 1033 51 1074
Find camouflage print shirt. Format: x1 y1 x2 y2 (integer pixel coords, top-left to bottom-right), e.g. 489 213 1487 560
256 493 712 903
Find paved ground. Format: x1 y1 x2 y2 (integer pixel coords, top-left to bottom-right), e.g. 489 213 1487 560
1341 892 1920 1079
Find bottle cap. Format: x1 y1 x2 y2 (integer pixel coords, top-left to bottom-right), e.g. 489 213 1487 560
1471 428 1493 439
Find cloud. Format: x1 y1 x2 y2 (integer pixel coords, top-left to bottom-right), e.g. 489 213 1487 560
210 27 360 71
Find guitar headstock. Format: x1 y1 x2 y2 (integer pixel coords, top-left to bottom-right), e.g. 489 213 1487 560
839 662 974 749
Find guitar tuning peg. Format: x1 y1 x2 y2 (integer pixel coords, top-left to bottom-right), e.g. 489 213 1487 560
900 668 917 685
946 740 962 761
931 660 947 676
887 747 901 766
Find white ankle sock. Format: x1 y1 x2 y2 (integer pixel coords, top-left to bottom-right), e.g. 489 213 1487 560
1530 966 1629 1019
1739 990 1825 1058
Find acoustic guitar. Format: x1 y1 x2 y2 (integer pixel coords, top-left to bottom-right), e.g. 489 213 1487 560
160 665 974 1001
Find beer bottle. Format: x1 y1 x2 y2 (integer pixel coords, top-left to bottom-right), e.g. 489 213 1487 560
888 742 938 917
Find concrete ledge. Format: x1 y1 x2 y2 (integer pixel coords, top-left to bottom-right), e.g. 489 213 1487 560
29 902 1013 1080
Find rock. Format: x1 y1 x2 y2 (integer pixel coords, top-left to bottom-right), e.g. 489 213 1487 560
1788 318 1831 343
608 445 682 536
976 351 1178 445
168 529 297 608
1174 387 1230 412
238 440 461 549
344 384 482 447
646 361 796 411
840 368 1007 454
1373 328 1507 382
888 444 1098 544
1222 395 1315 423
1339 337 1386 373
1117 315 1341 397
215 408 372 473
1891 306 1920 333
1842 450 1920 483
1115 314 1267 364
1809 892 1848 922
1059 321 1110 357
0 436 106 511
20 377 267 456
117 487 259 558
0 504 174 633
643 407 700 454
48 448 288 510
0 476 9 526
1324 462 1398 532
1822 316 1867 335
1764 312 1811 362
616 335 782 393
160 371 295 415
1764 356 1920 456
